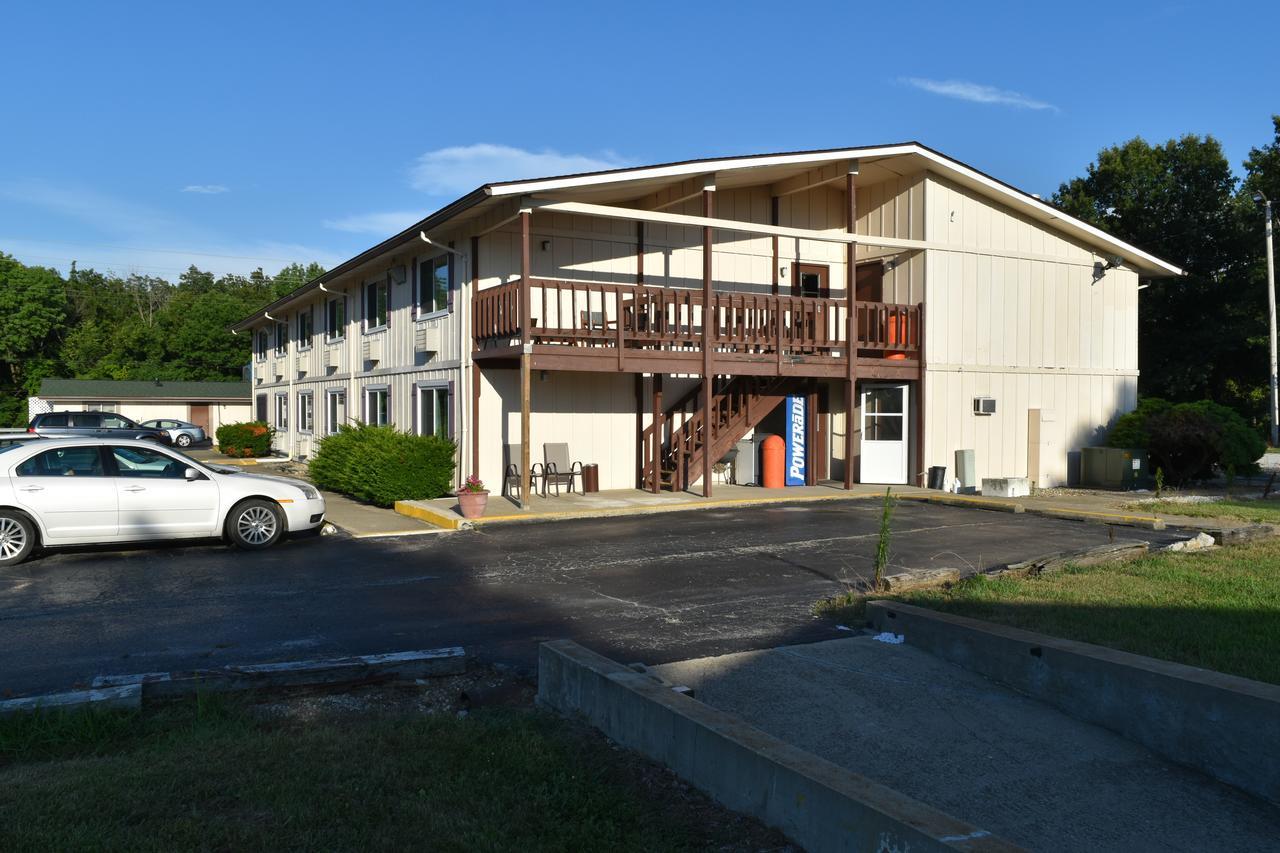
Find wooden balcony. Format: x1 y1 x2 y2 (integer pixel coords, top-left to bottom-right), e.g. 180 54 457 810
474 277 922 379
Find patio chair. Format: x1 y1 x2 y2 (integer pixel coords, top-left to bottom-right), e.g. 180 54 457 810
542 443 583 496
503 443 544 500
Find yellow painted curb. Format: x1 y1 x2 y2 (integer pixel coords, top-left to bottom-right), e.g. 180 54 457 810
395 490 883 529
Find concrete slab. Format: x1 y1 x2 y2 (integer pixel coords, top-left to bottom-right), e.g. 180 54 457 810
320 490 446 538
397 482 889 529
653 637 1280 852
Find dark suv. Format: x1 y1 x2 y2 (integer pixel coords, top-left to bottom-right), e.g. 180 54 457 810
27 411 172 444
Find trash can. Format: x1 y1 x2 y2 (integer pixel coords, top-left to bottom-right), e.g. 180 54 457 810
927 465 947 490
581 463 599 493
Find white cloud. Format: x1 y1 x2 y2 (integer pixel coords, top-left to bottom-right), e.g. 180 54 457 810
0 181 339 279
900 77 1058 111
322 210 424 235
2 236 343 281
182 184 229 194
410 143 630 195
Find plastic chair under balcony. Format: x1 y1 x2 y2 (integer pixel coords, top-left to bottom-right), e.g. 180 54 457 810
543 443 583 497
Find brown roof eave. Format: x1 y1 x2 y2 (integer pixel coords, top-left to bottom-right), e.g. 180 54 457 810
229 187 491 332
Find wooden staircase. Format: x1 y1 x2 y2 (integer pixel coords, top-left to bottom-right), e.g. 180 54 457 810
641 376 792 492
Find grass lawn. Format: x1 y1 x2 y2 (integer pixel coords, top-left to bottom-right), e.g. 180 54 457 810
0 694 779 851
1140 498 1280 524
818 539 1280 685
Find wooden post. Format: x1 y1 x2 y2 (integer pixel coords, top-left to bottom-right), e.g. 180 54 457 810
651 373 663 493
635 374 644 489
806 379 817 487
637 221 645 284
844 164 858 490
916 303 927 487
519 208 532 509
470 235 480 479
770 196 779 296
701 179 715 497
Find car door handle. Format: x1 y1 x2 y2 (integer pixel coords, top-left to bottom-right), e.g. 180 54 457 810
122 485 146 492
17 485 43 492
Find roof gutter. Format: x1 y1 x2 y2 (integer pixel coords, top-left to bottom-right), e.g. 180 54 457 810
229 187 491 332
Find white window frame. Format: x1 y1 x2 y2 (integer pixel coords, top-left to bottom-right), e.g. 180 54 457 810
297 308 314 351
84 401 117 413
298 391 314 434
325 388 347 435
325 295 347 343
274 321 289 356
363 385 390 426
415 254 451 320
274 393 289 430
415 382 452 439
364 277 389 333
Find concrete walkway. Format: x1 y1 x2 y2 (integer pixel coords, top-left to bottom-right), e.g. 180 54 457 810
319 491 444 538
654 637 1280 852
396 482 895 529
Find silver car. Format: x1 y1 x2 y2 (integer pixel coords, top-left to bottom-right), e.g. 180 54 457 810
142 419 207 448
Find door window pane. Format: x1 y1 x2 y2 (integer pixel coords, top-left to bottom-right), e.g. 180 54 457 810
298 394 314 432
17 446 105 477
100 414 132 429
326 390 346 434
276 395 289 429
417 387 451 438
41 413 68 427
71 413 101 428
864 388 903 415
111 446 185 478
865 415 903 442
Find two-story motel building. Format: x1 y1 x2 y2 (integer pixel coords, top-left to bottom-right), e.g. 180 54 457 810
232 143 1181 504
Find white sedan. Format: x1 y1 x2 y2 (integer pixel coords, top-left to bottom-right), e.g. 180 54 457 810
0 438 325 566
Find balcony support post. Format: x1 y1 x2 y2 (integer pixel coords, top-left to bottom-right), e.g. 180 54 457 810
701 179 715 497
471 235 481 479
519 208 532 509
652 373 664 493
844 164 859 490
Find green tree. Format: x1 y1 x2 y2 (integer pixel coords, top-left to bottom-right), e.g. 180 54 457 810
0 254 68 421
1054 135 1259 417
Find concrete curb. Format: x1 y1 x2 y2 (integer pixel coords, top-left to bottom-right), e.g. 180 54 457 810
396 491 881 530
92 647 467 700
898 493 1024 514
0 684 142 717
538 639 1023 853
867 602 1280 805
987 540 1149 577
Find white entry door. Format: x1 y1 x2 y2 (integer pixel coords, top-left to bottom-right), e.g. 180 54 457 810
861 384 909 484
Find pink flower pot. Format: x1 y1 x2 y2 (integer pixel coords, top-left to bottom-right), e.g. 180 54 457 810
457 490 489 520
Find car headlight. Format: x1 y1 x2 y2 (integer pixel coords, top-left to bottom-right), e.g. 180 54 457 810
298 484 320 501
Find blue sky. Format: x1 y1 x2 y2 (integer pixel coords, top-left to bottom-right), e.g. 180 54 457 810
1 0 1275 283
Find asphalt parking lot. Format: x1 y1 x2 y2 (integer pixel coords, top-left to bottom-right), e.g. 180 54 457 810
0 500 1179 698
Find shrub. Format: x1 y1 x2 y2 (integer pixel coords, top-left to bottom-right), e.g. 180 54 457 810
215 421 275 458
309 423 456 507
1107 398 1264 485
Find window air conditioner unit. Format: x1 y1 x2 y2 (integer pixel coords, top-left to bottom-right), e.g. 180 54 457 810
362 336 383 364
973 397 997 416
324 346 339 368
415 324 441 353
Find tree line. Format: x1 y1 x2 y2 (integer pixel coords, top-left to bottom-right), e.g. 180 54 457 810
1 117 1278 431
1053 116 1280 430
0 258 324 426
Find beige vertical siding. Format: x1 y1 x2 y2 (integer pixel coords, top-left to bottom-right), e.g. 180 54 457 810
477 369 641 493
922 175 1140 487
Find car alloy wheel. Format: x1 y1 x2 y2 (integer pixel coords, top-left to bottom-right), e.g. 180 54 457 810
237 505 278 545
176 434 192 447
0 512 35 566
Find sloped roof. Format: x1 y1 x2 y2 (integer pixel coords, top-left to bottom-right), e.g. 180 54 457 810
38 379 251 401
231 141 1183 330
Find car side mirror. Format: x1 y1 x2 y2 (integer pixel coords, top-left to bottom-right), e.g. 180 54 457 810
184 467 201 481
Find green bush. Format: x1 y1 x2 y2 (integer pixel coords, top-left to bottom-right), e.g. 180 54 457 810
215 421 275 458
1108 397 1264 484
309 423 456 507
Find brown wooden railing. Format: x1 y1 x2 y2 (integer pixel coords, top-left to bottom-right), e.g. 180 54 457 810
474 277 921 359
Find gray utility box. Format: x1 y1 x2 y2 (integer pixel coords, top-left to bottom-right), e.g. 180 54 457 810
1080 447 1148 490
